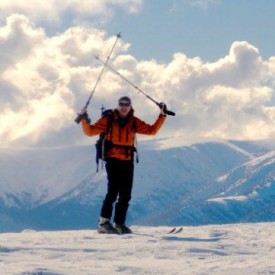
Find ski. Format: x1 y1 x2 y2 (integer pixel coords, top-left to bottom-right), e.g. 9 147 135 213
167 227 183 234
174 227 183 234
167 227 176 234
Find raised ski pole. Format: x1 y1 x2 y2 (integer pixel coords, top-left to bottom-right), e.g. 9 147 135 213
94 56 176 116
74 32 121 124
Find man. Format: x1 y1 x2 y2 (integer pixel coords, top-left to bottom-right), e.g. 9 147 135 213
80 96 166 234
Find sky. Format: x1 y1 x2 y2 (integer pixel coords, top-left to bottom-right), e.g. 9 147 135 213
1 0 275 148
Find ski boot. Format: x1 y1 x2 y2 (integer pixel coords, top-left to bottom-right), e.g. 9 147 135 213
113 223 132 234
97 218 119 234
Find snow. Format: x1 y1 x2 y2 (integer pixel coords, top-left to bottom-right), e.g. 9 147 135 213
207 196 248 203
0 139 275 274
0 223 274 274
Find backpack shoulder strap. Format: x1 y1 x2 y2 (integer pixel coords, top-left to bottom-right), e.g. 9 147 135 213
105 113 114 141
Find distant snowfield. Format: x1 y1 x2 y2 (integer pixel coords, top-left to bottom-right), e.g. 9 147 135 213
0 223 274 275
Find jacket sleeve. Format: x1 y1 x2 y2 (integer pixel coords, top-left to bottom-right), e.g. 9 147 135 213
135 114 166 135
81 117 108 137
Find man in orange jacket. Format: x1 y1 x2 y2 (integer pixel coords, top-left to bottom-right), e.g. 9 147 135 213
80 96 166 234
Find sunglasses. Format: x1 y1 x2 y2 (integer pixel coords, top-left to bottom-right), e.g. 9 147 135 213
119 102 131 107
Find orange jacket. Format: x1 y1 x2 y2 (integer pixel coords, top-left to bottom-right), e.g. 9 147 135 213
81 109 166 160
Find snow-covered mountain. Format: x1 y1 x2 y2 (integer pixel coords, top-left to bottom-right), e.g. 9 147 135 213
0 139 275 232
144 149 275 226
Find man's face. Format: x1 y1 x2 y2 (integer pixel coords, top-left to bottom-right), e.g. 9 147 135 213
118 101 131 117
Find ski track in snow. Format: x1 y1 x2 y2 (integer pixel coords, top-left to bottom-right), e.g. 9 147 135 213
0 223 274 275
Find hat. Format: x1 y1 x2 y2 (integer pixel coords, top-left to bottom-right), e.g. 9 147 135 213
118 96 132 104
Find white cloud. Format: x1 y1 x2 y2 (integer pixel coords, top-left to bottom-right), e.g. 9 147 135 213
0 14 45 71
1 14 275 148
0 15 128 147
0 0 143 25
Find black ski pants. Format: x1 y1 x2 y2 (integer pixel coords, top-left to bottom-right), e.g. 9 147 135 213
100 158 134 225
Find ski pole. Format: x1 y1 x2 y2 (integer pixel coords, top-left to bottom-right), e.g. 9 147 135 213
74 32 122 124
94 56 176 116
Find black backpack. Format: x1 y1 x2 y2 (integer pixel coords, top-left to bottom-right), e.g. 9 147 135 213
95 109 139 172
95 109 114 172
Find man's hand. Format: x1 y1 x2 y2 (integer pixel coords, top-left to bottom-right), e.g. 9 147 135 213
159 102 167 116
78 108 91 123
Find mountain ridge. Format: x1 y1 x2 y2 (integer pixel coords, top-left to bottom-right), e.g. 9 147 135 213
0 139 274 232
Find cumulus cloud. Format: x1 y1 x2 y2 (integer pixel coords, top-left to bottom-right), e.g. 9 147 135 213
0 0 143 26
1 14 275 148
0 14 45 71
0 14 128 147
110 41 275 141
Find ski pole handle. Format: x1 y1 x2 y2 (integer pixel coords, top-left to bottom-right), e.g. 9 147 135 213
158 102 176 116
164 109 176 116
74 113 83 124
74 107 88 124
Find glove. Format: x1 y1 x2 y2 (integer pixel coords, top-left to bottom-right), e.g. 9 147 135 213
78 108 91 123
159 102 167 115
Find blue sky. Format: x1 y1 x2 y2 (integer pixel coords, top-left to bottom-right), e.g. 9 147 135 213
104 0 275 62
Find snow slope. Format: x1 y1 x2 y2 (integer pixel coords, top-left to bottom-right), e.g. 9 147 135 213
0 223 274 275
144 149 275 226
